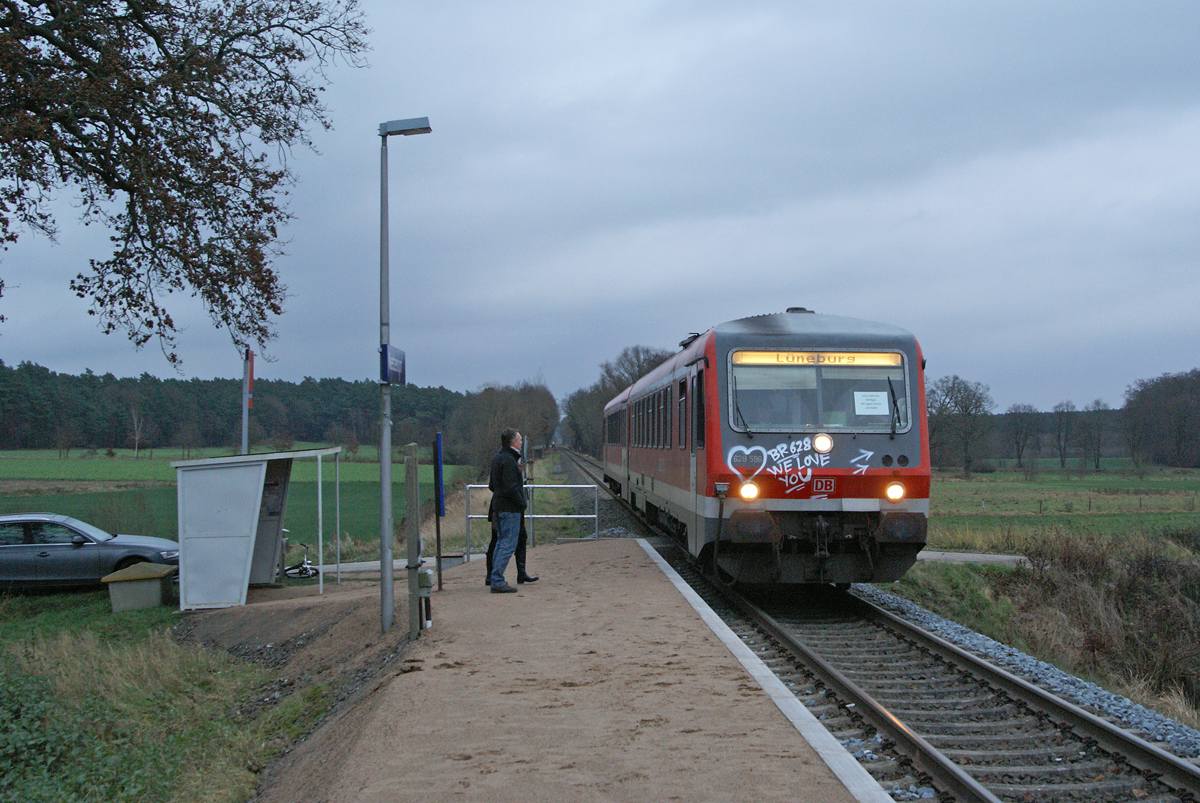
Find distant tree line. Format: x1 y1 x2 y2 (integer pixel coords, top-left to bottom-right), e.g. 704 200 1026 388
0 359 564 475
930 369 1200 473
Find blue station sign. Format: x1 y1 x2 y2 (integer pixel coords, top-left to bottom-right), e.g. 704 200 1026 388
380 345 406 385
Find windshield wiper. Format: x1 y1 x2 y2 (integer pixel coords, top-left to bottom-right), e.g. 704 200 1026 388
887 377 901 440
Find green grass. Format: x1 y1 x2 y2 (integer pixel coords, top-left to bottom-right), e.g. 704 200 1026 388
0 448 443 483
927 467 1200 552
0 449 475 565
0 589 274 803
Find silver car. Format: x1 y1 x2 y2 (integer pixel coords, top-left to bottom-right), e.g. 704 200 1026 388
0 513 180 588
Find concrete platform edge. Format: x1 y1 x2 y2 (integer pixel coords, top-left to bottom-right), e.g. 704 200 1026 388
636 538 894 803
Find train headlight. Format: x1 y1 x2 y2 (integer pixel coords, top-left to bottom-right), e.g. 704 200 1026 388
813 433 834 454
739 481 760 501
885 482 906 502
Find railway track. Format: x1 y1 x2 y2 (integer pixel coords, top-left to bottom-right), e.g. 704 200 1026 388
557 449 1200 803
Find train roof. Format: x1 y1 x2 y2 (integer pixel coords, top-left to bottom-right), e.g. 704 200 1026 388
714 308 915 340
604 309 920 412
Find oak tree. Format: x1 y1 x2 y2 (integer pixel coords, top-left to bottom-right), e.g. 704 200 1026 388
1004 402 1039 468
0 0 369 362
1051 400 1076 468
926 374 995 474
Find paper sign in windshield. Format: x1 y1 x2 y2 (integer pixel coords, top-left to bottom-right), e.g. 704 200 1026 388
854 391 889 416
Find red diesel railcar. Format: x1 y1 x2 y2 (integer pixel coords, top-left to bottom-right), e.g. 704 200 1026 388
602 308 930 585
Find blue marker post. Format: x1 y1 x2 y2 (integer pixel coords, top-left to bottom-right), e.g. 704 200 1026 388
434 432 446 589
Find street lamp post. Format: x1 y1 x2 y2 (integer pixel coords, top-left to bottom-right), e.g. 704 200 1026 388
379 117 430 635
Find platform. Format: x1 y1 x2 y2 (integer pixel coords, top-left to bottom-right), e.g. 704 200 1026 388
297 537 889 803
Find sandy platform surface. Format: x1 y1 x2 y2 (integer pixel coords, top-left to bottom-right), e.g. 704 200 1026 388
249 538 865 803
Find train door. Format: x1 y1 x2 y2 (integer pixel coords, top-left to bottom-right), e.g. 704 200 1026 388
621 406 630 502
688 368 704 555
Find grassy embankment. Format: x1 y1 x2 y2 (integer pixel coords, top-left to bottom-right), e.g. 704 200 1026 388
892 462 1200 730
0 448 588 803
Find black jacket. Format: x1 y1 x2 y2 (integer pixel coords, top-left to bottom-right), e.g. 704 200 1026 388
488 446 526 513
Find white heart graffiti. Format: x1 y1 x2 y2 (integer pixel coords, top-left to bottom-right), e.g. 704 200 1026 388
725 444 768 481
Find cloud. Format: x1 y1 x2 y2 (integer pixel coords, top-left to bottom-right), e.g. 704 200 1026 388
4 0 1199 415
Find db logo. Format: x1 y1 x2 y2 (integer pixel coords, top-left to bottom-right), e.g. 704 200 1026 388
813 478 836 494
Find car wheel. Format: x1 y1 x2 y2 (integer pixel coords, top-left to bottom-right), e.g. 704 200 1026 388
114 557 148 572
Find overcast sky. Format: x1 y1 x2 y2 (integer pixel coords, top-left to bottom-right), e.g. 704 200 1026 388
4 1 1199 412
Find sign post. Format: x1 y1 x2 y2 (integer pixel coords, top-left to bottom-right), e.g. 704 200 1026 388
434 432 445 589
240 348 254 455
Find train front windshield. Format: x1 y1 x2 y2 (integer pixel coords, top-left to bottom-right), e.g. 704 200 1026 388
729 351 910 433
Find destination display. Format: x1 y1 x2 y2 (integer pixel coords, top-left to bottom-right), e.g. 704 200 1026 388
731 351 903 367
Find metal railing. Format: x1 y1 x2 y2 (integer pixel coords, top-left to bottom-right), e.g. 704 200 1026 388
465 483 599 557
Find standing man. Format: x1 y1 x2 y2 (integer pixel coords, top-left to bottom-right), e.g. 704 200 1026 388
488 428 526 593
485 502 538 586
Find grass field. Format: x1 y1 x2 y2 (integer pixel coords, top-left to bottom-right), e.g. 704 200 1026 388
0 447 597 566
927 466 1200 553
0 448 476 567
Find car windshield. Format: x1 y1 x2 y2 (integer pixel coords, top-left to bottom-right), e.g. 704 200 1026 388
65 517 115 542
729 350 909 432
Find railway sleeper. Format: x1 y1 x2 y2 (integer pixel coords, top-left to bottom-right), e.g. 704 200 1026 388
909 715 1046 735
837 674 973 691
869 693 1007 710
922 728 1068 751
939 743 1089 764
837 658 947 676
980 775 1149 800
881 704 1028 724
799 643 921 658
966 758 1126 783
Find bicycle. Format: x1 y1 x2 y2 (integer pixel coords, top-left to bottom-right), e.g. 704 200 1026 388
283 541 319 579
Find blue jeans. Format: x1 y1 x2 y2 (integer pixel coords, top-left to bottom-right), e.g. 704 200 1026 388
490 511 521 587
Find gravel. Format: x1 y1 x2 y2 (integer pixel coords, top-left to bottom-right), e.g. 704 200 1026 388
853 583 1200 759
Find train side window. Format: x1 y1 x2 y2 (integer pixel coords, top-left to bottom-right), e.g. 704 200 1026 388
649 394 654 448
662 388 668 449
635 398 640 448
641 397 647 447
637 398 644 447
661 389 669 449
678 379 687 449
658 390 665 449
694 370 705 449
648 395 655 449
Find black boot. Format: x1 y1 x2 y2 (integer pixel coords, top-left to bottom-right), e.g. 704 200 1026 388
516 559 538 583
515 523 536 582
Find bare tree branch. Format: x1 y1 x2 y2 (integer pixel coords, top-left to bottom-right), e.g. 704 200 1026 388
0 0 370 364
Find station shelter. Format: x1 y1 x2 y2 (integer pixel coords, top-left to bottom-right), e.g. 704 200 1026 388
171 447 341 609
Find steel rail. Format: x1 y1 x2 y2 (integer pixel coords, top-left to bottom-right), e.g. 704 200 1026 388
720 586 1005 803
855 594 1200 798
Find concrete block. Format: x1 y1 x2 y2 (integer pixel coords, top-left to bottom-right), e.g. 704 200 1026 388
102 563 178 613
